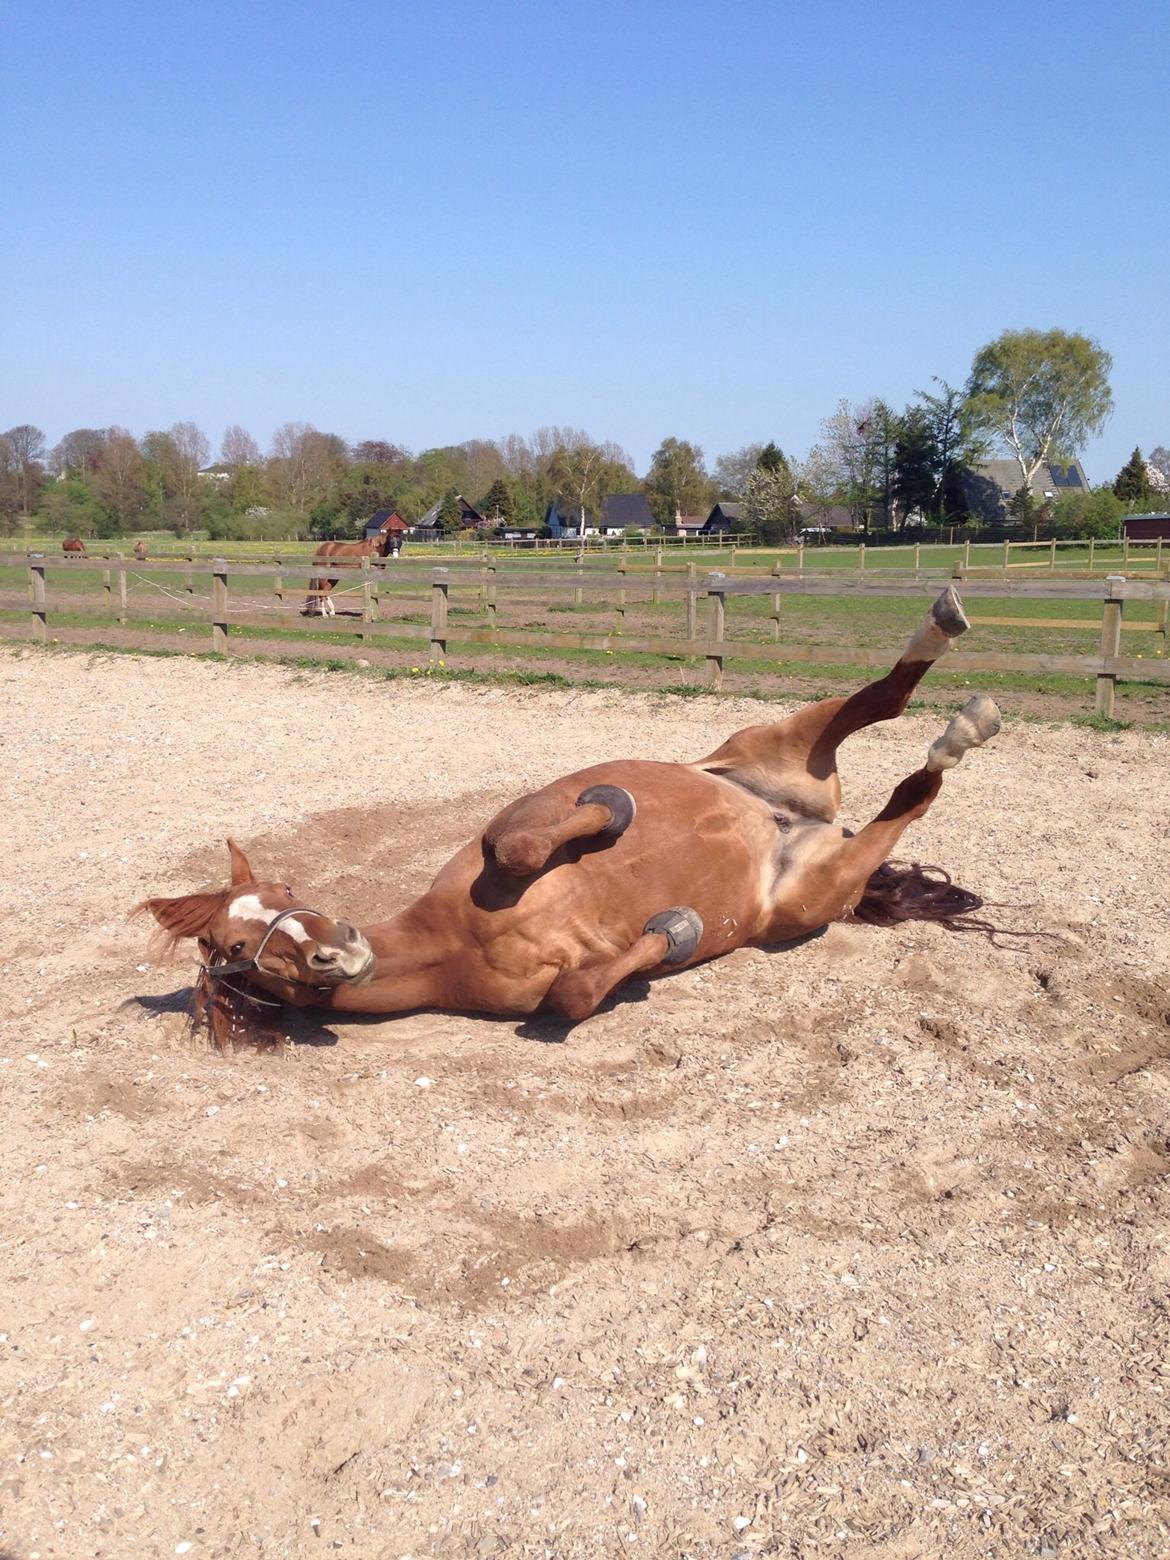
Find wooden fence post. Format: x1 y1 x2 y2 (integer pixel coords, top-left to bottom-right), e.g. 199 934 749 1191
28 553 46 643
1095 575 1125 717
273 555 284 606
115 553 128 625
858 543 866 576
574 550 584 607
653 545 663 605
797 542 804 577
770 560 782 640
361 557 373 639
913 541 921 578
211 558 229 652
963 538 971 573
430 567 449 663
185 553 195 597
1155 571 1169 656
487 560 497 629
615 557 627 631
685 562 697 643
706 572 726 690
102 552 113 609
1049 537 1057 572
479 548 489 605
1088 538 1095 573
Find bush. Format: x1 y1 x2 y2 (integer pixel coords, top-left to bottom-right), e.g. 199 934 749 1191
1050 487 1123 540
33 479 106 537
204 508 308 542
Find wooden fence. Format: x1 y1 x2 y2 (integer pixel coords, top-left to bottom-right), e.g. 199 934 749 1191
6 551 1170 717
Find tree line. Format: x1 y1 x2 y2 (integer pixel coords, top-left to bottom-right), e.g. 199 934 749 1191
2 329 1166 544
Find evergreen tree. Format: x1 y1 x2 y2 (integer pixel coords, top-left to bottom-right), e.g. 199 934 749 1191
481 476 515 524
756 441 787 474
437 487 462 534
892 409 938 522
1008 485 1040 538
1113 447 1151 502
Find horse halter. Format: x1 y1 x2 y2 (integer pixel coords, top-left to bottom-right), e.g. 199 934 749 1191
200 905 332 984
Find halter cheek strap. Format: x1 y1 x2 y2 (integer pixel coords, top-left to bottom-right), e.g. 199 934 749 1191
200 906 327 983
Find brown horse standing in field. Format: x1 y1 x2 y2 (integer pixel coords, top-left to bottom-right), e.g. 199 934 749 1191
141 587 1003 1044
133 540 148 562
302 532 395 616
62 537 87 557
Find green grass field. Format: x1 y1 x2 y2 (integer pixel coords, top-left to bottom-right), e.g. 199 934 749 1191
4 538 1167 729
5 533 1166 578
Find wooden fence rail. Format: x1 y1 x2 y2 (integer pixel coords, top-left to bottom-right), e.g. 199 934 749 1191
5 552 1170 715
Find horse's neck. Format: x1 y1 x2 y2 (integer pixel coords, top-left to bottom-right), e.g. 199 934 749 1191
331 908 457 1013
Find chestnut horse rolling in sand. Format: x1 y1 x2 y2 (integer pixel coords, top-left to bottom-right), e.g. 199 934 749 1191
302 532 395 616
140 588 1003 1045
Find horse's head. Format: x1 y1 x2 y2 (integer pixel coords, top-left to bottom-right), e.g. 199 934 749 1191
137 842 374 1044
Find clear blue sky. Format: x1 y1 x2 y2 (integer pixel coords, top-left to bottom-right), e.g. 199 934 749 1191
5 0 1168 480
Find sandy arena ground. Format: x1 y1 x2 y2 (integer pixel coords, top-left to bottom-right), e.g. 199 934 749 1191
1 646 1169 1560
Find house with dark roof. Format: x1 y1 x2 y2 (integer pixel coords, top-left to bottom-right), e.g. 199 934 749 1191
601 493 655 535
415 494 488 537
545 502 574 538
704 502 741 534
363 509 409 541
962 459 1089 523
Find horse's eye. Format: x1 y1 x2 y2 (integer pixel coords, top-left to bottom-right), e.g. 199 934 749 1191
229 941 246 957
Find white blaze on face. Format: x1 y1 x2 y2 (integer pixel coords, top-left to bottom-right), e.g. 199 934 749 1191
230 894 313 944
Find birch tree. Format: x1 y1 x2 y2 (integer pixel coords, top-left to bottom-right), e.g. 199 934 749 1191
965 328 1112 491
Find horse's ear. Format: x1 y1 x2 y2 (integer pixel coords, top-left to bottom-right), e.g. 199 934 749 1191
227 839 256 885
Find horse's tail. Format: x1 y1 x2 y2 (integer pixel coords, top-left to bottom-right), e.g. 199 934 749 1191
851 860 1005 939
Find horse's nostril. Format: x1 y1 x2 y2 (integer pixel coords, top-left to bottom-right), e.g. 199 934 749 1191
311 948 340 967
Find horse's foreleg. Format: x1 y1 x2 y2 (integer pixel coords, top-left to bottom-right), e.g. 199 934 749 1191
544 907 703 1021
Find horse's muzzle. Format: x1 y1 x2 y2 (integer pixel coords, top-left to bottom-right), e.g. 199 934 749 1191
308 925 375 984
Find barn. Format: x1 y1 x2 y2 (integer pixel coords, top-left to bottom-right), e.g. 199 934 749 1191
1122 511 1170 541
363 509 410 543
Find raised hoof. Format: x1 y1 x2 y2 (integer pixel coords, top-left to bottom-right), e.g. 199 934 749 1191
576 784 636 839
927 694 1002 771
644 906 703 966
930 585 969 638
958 692 1001 739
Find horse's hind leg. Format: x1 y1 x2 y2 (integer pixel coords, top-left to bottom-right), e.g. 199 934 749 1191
544 907 703 1020
697 587 971 820
485 784 636 876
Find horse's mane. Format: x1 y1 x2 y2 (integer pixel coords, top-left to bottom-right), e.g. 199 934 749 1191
852 860 1012 941
130 890 230 952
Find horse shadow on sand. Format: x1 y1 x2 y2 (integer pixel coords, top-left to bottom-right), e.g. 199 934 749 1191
123 929 826 1050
